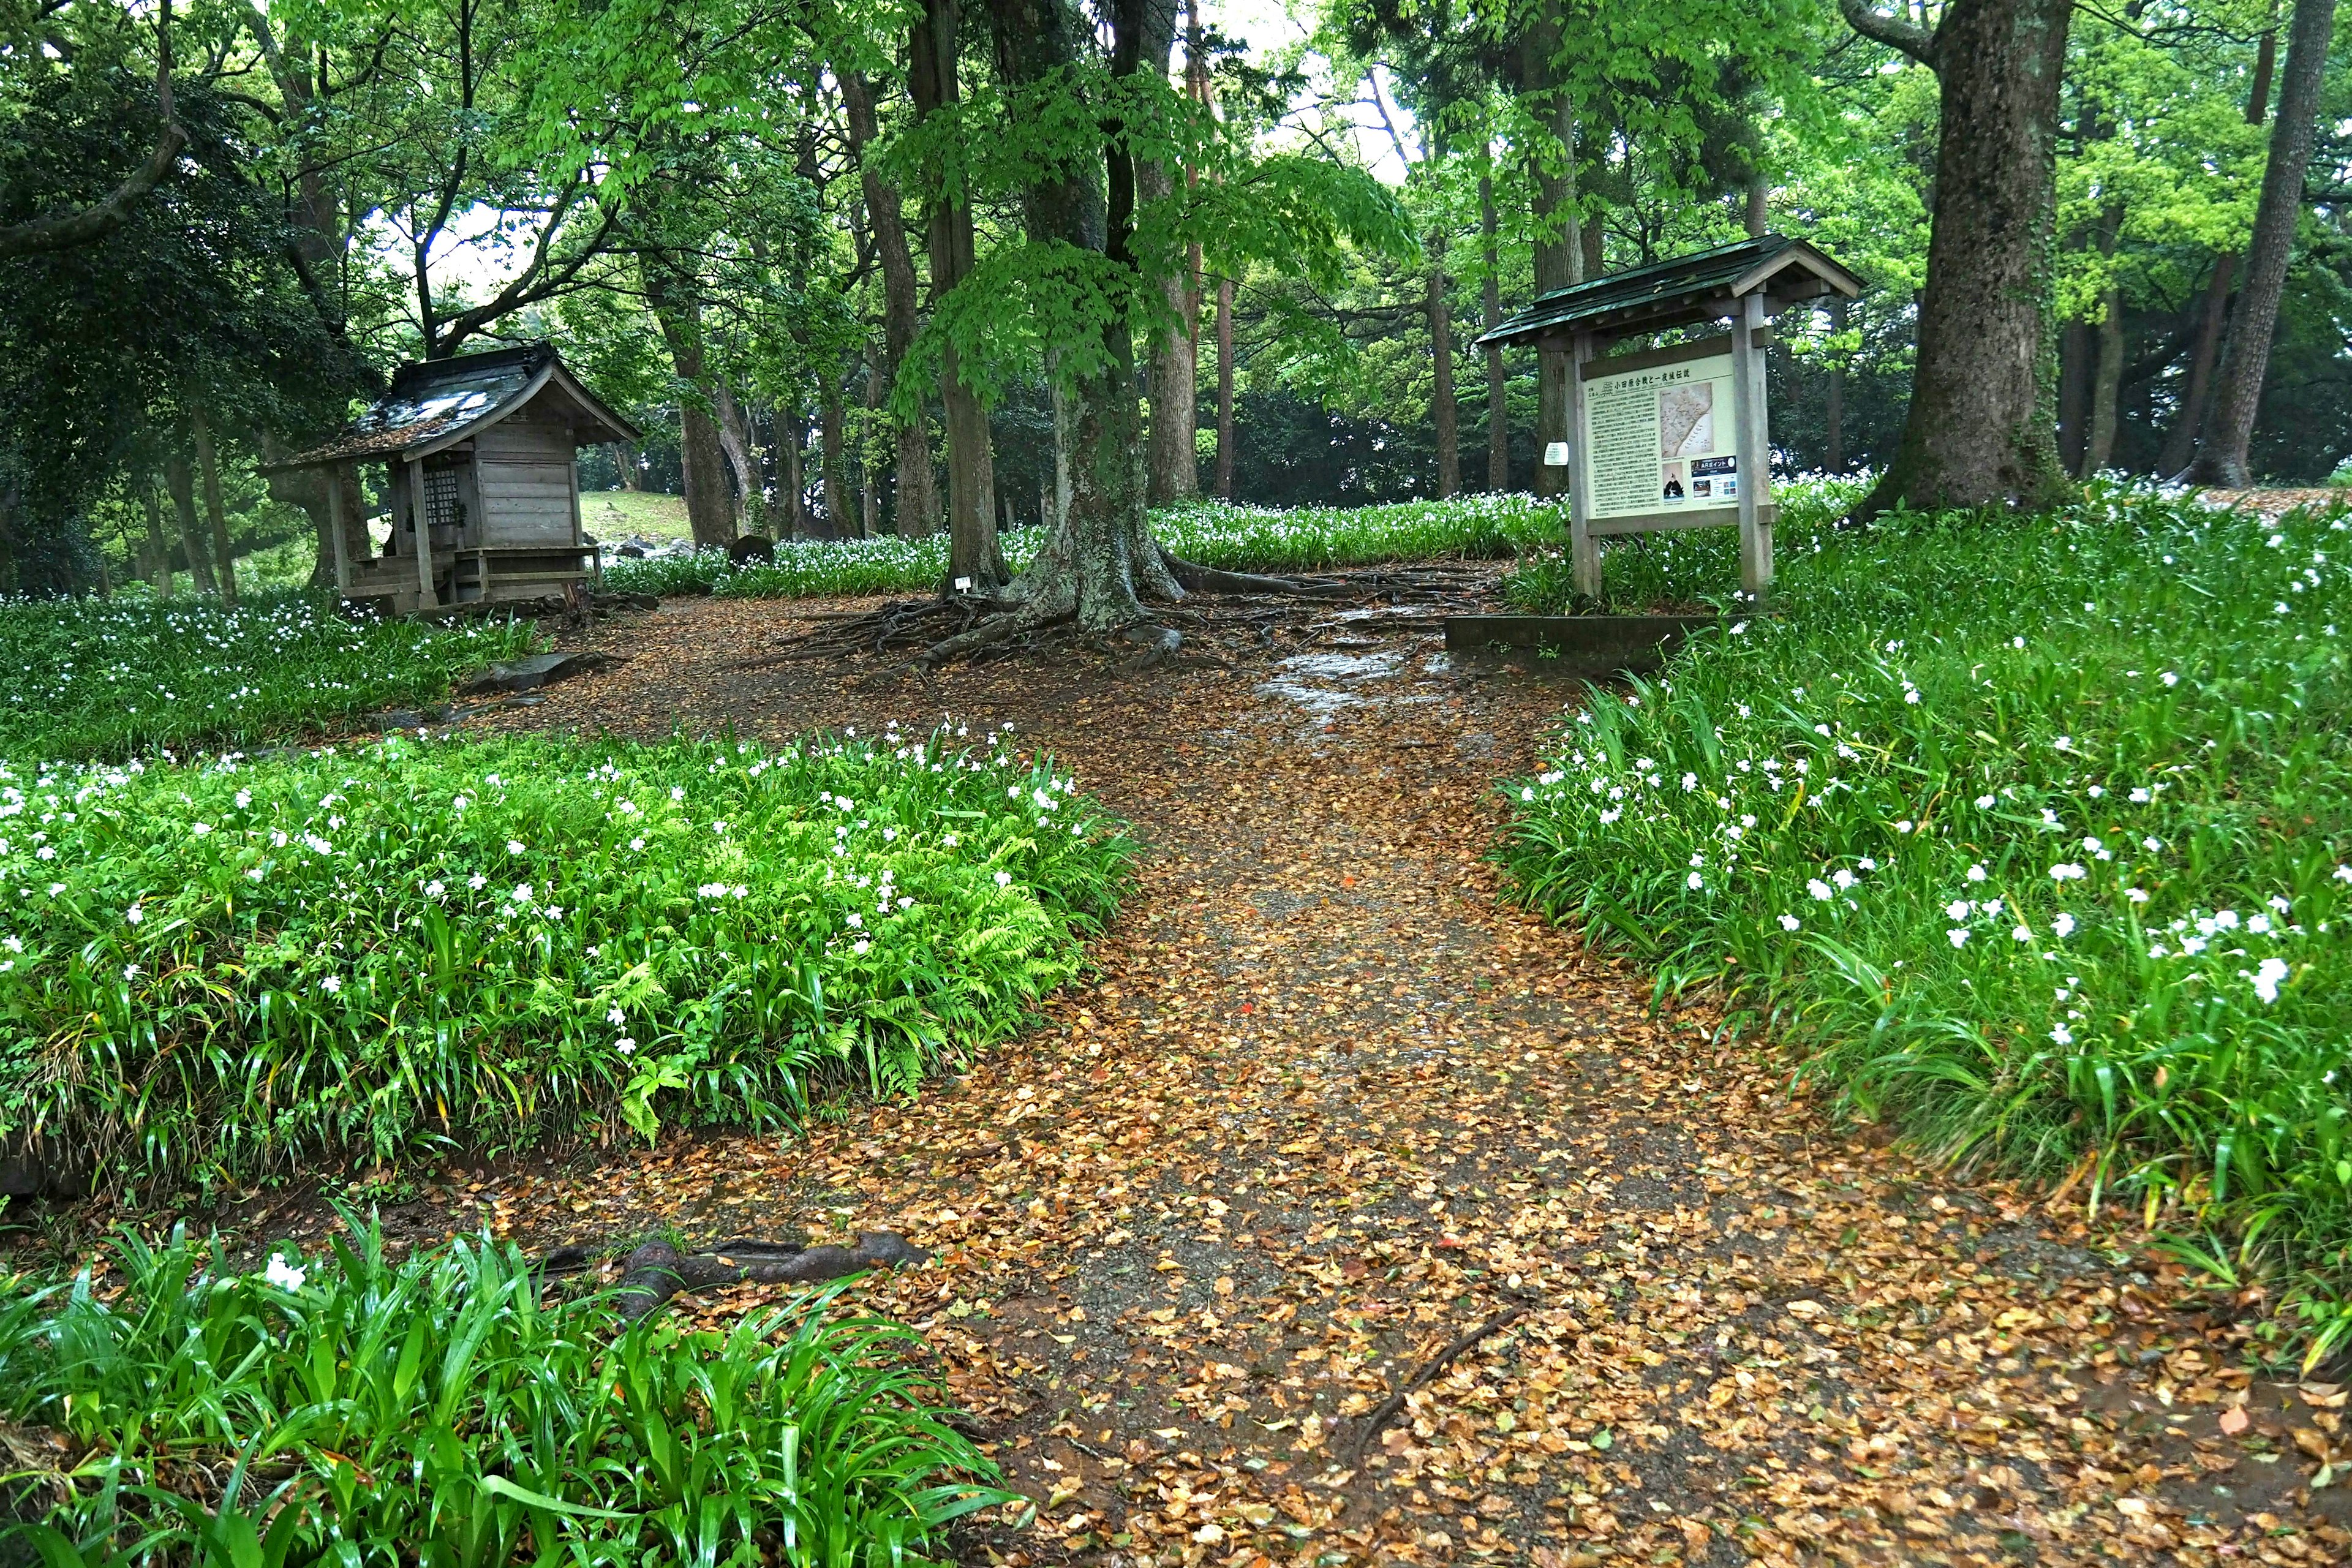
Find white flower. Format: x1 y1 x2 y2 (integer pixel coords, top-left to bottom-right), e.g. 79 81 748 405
1947 928 1969 948
853 938 870 954
424 880 444 898
2053 736 2073 752
608 1006 626 1025
191 823 211 836
512 884 533 903
507 840 525 856
994 870 1013 888
2125 888 2149 903
1894 820 1915 834
1687 872 1705 890
1965 864 1987 883
322 975 342 995
1833 869 1856 890
264 1255 307 1291
123 963 139 979
616 1037 637 1055
1681 773 1697 791
1945 899 1970 921
630 837 646 851
1779 913 1801 930
671 786 687 801
126 905 143 925
2081 837 2103 855
2053 913 2077 938
2129 788 2150 804
1974 795 1995 810
1808 879 1834 902
846 912 863 928
1521 788 1534 802
2161 671 2179 687
2012 925 2032 942
2049 1023 2074 1046
1857 858 1877 872
2049 864 2086 881
468 873 487 891
2252 957 2290 1003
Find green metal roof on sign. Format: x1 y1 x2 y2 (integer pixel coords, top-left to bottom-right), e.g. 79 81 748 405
1473 233 1864 347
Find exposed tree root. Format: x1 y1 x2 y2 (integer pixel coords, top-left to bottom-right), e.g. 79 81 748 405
1346 1303 1537 1471
539 1232 931 1324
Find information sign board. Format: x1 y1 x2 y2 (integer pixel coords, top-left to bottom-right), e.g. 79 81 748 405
1580 337 1740 521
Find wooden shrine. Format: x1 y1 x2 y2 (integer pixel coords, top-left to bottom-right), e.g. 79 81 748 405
268 344 639 614
1475 235 1863 601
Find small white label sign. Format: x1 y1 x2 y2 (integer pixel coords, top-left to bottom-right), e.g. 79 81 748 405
1543 441 1571 467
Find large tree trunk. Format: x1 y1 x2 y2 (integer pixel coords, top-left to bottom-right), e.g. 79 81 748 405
841 69 942 540
644 265 736 548
777 405 806 538
1526 0 1582 502
1481 170 1508 492
1825 296 1847 473
1214 276 1236 499
190 409 238 606
2083 280 2124 476
972 0 1182 638
163 453 219 597
2186 0 2334 488
714 379 758 527
1428 234 1460 497
914 0 1004 584
2160 27 2276 477
2057 316 2091 473
862 349 884 539
820 378 850 535
140 483 173 597
1844 0 2073 519
1137 5 1197 508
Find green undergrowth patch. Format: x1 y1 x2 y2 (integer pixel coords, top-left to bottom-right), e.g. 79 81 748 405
1499 481 2352 1362
0 1222 1003 1564
600 493 1569 600
0 725 1134 1193
1501 476 1868 612
0 590 537 763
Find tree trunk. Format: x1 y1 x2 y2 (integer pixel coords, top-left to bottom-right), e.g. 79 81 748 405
714 379 758 527
190 409 238 606
644 266 736 548
973 0 1183 636
1481 170 1509 492
2057 317 2090 473
1526 0 1582 502
820 378 850 535
777 405 806 538
1215 275 1236 499
163 454 218 597
1845 0 2074 519
2186 0 2333 488
841 69 942 540
2083 283 2124 476
1825 296 1847 473
914 0 1003 583
619 444 644 491
141 483 173 597
1428 236 1460 498
1135 4 1196 507
2160 26 2275 477
862 349 884 539
1745 175 1769 238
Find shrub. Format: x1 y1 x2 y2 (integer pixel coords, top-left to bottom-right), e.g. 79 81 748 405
0 726 1134 1191
0 590 536 763
0 1223 1005 1564
1499 481 2352 1359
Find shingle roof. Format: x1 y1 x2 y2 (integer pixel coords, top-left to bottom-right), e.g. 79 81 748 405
1473 235 1863 347
267 344 638 470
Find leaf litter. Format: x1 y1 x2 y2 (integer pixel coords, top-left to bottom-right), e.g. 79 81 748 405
175 591 2352 1564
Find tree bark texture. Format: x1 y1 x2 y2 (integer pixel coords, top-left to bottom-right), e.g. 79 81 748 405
1825 297 1848 473
777 406 806 538
2160 26 2275 477
914 0 1003 584
644 266 737 548
2186 0 2332 488
1215 275 1236 499
1428 235 1460 498
2084 282 2124 476
1845 0 2074 519
715 379 758 527
2057 317 2090 473
140 484 173 597
820 382 850 536
190 409 238 606
163 454 218 597
1526 0 1582 503
1481 172 1509 492
841 69 942 540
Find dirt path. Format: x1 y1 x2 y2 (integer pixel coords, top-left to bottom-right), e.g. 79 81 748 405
409 594 2347 1566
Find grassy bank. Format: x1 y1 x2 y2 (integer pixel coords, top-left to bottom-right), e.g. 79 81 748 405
0 726 1133 1192
600 493 1569 600
1 1224 1002 1563
1499 482 2352 1359
0 590 535 763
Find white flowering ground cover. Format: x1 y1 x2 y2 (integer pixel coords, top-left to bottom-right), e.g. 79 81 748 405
599 494 1565 600
0 590 537 760
0 1221 1006 1561
0 725 1133 1191
1502 481 2352 1359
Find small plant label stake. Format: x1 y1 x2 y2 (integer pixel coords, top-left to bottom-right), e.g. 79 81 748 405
1476 235 1865 605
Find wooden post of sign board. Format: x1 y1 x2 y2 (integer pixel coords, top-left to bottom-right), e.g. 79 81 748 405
324 464 352 597
1731 290 1773 600
408 456 438 610
1567 328 1599 599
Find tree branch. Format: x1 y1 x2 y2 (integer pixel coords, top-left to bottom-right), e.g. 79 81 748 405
0 0 186 260
1837 0 1937 66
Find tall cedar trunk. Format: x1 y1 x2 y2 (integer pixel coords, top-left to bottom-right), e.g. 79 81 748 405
1847 0 2073 519
913 0 1003 584
820 380 850 535
2057 318 2090 472
2186 0 2334 488
1139 7 1197 505
141 483 173 597
1825 296 1847 472
714 380 758 527
1428 233 1459 497
2161 26 2277 476
2084 282 2124 475
862 350 884 538
1745 176 1769 237
777 406 806 538
1214 277 1236 497
619 445 643 491
840 70 941 539
1480 171 1508 491
644 266 736 548
1527 0 1581 502
190 409 238 605
982 0 1182 631
163 454 218 597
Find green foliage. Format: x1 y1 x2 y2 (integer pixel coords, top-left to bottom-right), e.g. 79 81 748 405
0 591 535 764
1497 483 2352 1360
0 1221 1006 1564
0 727 1133 1191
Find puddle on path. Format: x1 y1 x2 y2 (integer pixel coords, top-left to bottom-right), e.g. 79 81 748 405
1254 648 1438 720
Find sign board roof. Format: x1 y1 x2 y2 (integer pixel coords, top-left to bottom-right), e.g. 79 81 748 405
1473 234 1863 347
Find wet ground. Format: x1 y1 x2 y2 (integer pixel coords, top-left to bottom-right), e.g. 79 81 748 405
162 586 2352 1563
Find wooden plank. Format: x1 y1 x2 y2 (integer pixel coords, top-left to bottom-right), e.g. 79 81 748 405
1591 504 1747 537
325 466 351 595
1733 290 1773 600
1567 329 1599 598
408 457 437 609
1443 613 1714 673
1578 332 1733 382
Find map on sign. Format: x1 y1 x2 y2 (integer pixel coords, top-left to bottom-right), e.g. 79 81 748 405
1580 341 1739 521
